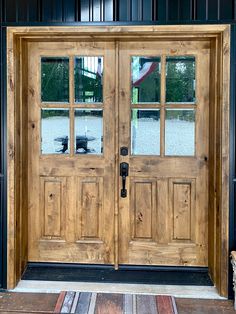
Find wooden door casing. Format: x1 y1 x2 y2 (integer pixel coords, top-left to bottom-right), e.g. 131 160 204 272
7 25 230 296
118 40 210 267
28 41 116 264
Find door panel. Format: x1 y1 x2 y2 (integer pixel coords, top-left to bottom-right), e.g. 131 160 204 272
28 39 209 268
28 41 116 264
118 41 209 266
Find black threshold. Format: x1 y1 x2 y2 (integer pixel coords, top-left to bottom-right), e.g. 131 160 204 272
22 263 213 286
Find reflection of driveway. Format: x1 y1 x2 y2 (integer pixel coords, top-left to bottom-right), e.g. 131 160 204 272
54 135 96 153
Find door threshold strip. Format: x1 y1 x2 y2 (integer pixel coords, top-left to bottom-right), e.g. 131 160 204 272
22 263 213 286
10 280 225 300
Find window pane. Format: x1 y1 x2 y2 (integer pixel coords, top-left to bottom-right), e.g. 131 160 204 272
74 57 103 103
166 56 195 103
75 109 103 154
41 58 69 102
131 109 160 155
165 109 195 156
41 109 70 154
131 56 161 104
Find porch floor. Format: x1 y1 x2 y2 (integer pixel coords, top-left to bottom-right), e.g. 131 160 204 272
0 292 235 313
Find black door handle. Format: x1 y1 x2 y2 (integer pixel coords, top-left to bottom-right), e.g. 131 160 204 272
120 162 129 198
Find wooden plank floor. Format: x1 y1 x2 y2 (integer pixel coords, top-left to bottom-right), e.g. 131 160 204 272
0 293 235 313
175 298 235 314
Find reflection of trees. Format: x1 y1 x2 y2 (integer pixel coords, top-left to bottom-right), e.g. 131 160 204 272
75 111 102 118
167 110 195 122
41 57 103 103
41 58 69 102
166 57 195 103
42 110 102 119
132 57 195 104
135 69 161 103
75 71 102 103
74 58 103 103
132 57 161 103
41 110 69 118
135 110 160 120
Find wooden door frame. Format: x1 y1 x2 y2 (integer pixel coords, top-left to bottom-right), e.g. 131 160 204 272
7 25 230 296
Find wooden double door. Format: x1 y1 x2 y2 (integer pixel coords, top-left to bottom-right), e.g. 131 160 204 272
28 39 209 267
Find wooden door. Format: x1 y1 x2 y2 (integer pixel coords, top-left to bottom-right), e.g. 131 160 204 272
27 39 210 267
118 41 210 267
27 41 116 264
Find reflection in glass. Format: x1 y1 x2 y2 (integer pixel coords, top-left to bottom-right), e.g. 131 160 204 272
41 58 69 102
75 110 103 154
41 109 70 154
165 109 195 156
74 57 103 103
131 56 161 104
166 56 195 103
131 110 160 155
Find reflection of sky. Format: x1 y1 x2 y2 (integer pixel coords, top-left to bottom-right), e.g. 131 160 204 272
132 117 161 155
165 119 195 156
75 57 103 79
41 116 70 154
74 115 103 154
41 115 103 155
132 115 195 156
41 113 194 156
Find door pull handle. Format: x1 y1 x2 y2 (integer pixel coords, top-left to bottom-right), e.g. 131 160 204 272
120 162 129 198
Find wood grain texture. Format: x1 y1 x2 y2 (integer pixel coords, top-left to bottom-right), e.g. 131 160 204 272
118 40 209 267
6 26 230 297
27 41 116 265
42 178 65 238
95 293 123 314
0 292 59 313
77 177 102 240
219 25 230 297
136 295 157 314
132 180 156 240
173 183 191 240
156 295 174 314
169 179 196 242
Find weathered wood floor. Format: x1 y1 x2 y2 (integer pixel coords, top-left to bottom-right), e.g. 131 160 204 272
0 292 235 313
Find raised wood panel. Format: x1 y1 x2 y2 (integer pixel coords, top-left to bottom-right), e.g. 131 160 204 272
169 179 195 242
76 177 103 240
36 240 106 263
131 179 156 241
173 183 191 240
40 177 66 240
156 179 169 244
44 181 61 237
128 241 197 266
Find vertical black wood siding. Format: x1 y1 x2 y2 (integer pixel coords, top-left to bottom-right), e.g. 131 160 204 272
0 25 7 290
1 0 236 23
0 0 236 297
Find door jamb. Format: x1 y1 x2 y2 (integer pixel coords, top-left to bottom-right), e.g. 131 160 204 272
6 25 230 297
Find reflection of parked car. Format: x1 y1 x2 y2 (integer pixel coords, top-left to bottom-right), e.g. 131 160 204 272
54 135 96 153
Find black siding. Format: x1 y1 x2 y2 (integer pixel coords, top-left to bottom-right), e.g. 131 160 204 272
230 24 236 299
1 0 236 23
0 0 235 298
0 26 7 290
